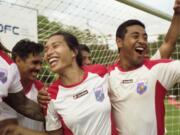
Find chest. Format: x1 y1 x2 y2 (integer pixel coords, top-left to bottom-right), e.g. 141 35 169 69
110 67 157 100
53 77 111 126
25 85 39 102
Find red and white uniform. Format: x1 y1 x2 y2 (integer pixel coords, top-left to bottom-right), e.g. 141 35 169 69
45 65 111 135
108 59 180 135
0 80 44 131
0 50 22 102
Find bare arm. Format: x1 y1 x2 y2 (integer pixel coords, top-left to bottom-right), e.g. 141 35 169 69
4 90 44 121
159 0 180 59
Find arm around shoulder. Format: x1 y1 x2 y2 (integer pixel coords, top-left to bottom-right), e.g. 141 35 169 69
4 90 44 121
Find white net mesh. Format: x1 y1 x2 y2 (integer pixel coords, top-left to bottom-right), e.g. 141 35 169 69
1 0 180 134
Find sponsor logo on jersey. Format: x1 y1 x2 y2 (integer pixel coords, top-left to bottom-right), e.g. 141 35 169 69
136 81 147 95
94 86 104 102
73 90 88 99
0 68 7 84
121 79 133 84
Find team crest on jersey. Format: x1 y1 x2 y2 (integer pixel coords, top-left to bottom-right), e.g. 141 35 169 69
0 68 7 84
136 81 147 95
94 86 104 102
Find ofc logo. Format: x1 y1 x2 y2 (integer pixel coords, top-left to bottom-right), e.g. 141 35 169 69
0 24 19 35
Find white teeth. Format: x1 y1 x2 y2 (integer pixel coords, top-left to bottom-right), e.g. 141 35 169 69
49 58 58 63
50 61 57 67
48 58 58 67
136 47 144 51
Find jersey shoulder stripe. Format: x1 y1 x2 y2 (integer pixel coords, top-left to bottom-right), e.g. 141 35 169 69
0 50 14 65
83 64 107 77
144 59 172 69
107 63 117 72
48 80 61 99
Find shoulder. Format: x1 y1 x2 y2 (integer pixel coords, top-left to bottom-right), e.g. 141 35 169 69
83 64 107 77
107 63 118 72
144 59 172 69
0 50 14 65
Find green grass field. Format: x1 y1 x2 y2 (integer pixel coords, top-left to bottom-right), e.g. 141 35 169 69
165 100 180 135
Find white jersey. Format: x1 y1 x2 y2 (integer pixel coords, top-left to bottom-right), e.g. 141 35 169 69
45 65 111 135
108 59 180 135
0 102 17 121
0 50 22 101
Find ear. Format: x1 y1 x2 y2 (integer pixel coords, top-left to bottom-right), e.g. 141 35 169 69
116 37 123 50
72 49 78 58
15 56 22 64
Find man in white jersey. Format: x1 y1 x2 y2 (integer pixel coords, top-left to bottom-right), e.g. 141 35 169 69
0 41 44 133
0 39 45 130
108 1 180 135
12 39 44 131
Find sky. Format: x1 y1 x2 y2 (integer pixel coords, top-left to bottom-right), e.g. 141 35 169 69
136 0 175 15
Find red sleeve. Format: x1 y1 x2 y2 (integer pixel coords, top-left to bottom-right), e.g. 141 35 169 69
34 80 44 91
111 113 119 135
83 64 107 77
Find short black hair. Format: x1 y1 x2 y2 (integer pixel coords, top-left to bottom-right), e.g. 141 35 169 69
116 19 145 39
12 39 44 61
79 44 90 53
48 31 83 67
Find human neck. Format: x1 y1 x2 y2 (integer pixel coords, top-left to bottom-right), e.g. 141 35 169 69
59 65 84 86
21 78 33 93
119 54 141 71
21 78 31 87
119 60 134 71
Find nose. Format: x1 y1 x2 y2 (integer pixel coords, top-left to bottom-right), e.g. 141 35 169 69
45 46 54 60
84 58 92 65
139 37 147 45
138 37 148 51
36 63 42 71
86 59 91 65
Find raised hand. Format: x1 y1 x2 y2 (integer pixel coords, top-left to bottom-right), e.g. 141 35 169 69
174 0 180 14
37 86 51 109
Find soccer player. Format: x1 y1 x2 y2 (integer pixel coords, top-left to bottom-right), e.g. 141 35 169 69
12 39 44 131
44 31 112 135
108 1 180 134
0 41 44 133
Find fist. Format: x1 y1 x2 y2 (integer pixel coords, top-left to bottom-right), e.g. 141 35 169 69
174 0 180 14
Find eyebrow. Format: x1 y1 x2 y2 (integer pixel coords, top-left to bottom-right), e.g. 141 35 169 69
45 41 60 47
130 32 147 36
